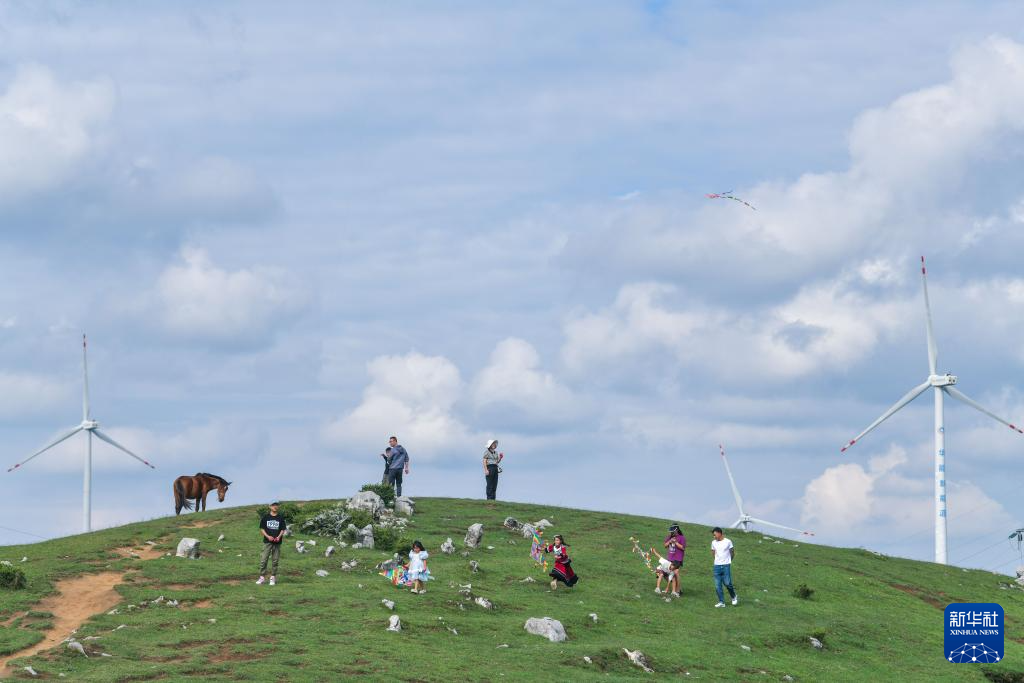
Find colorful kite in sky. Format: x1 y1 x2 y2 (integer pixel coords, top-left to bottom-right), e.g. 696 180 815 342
706 192 756 210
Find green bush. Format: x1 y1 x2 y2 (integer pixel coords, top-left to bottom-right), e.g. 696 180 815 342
793 583 815 600
0 565 27 590
346 508 374 531
374 525 400 551
254 502 302 527
360 482 395 507
394 536 414 557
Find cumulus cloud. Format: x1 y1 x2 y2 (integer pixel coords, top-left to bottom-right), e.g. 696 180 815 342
0 372 71 419
323 352 472 461
472 337 582 427
154 247 307 346
0 64 113 200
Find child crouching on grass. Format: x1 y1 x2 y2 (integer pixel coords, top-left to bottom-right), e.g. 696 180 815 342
651 547 673 594
408 540 431 594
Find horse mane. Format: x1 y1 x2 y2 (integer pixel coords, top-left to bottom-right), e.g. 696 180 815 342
195 472 230 486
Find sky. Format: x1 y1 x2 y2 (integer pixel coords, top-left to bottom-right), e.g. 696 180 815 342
1 1 1023 574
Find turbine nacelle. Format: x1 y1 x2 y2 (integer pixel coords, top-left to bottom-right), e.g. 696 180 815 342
80 420 99 430
929 374 957 387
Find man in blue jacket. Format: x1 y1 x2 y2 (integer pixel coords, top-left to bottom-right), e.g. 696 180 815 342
386 435 410 496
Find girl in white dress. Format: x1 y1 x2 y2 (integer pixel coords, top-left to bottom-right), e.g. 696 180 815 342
408 540 431 594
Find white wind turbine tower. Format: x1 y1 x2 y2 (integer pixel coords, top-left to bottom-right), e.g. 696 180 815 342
7 335 155 532
718 444 814 536
840 257 1024 565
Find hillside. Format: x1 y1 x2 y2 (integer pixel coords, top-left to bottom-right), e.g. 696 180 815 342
0 497 1021 681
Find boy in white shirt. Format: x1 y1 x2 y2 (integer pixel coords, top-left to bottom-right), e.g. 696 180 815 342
650 548 674 594
711 527 737 607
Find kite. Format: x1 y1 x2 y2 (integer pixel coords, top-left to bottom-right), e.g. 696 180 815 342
530 529 549 573
706 191 756 211
629 536 655 573
380 563 413 587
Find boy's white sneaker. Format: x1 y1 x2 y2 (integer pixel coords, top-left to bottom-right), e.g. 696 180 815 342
269 576 276 586
731 596 739 605
654 587 661 594
255 576 265 585
714 602 726 608
671 591 681 598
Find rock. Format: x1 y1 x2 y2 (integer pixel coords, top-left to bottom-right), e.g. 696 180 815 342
0 560 11 566
24 666 38 676
325 546 335 558
357 525 375 549
589 613 598 622
386 614 401 632
351 543 363 550
533 519 553 530
395 496 415 517
441 538 455 554
339 541 348 548
348 490 385 518
474 596 493 609
521 524 537 539
217 534 225 542
583 656 592 664
20 557 27 562
503 516 522 531
153 596 166 604
381 599 395 611
623 648 653 673
208 618 217 624
496 643 509 648
486 545 495 550
166 600 179 607
783 677 794 682
740 645 751 651
460 551 470 558
521 576 536 583
809 637 823 649
524 617 566 643
175 538 201 559
464 523 484 548
315 569 330 577
113 624 126 631
470 560 479 573
67 641 88 657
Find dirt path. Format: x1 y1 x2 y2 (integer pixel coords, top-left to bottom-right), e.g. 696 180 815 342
0 572 125 677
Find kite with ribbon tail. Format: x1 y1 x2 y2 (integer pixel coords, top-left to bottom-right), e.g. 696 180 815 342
629 536 655 573
706 191 756 211
529 529 549 573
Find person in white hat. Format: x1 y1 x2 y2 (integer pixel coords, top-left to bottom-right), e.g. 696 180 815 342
482 439 504 500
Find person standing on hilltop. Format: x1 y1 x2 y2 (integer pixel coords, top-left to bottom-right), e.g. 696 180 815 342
663 523 686 597
711 526 738 607
482 439 503 500
386 435 410 497
380 446 393 484
256 501 287 586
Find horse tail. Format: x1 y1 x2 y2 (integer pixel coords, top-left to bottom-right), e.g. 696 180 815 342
175 478 193 512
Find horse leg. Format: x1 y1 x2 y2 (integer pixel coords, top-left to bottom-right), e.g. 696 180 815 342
201 490 209 511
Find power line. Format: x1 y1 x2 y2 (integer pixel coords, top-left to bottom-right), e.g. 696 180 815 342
952 537 1009 566
0 524 46 540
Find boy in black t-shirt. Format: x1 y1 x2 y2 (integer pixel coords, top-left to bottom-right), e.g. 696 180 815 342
257 501 287 586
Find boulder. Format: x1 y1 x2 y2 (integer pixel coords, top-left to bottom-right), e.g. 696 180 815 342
521 524 537 540
325 546 335 558
809 637 823 649
534 519 553 530
524 617 566 643
395 496 415 517
66 641 88 657
1016 566 1024 587
387 614 402 632
589 613 598 622
381 599 395 611
469 560 479 573
315 569 329 577
464 523 484 548
440 538 455 554
217 534 225 542
474 596 493 609
348 491 385 518
175 538 201 559
295 541 307 554
503 516 522 531
623 649 653 673
357 525 375 549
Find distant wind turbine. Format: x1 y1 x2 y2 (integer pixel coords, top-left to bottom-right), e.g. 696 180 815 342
718 444 814 536
7 335 155 532
840 257 1024 565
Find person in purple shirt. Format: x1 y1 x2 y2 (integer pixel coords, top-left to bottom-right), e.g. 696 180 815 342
663 523 687 597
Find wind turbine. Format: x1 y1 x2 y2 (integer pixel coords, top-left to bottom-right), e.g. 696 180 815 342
840 257 1024 565
7 335 155 532
718 444 814 536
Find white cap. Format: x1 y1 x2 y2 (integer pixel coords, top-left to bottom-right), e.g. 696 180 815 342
486 439 497 449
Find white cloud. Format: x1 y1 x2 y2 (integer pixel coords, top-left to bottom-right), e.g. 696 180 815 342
0 372 70 419
154 247 307 345
0 64 113 200
472 337 581 424
323 352 472 461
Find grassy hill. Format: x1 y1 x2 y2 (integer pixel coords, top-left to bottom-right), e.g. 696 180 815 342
0 497 1021 681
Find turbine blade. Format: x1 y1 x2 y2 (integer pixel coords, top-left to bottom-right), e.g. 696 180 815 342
92 429 156 469
841 380 932 453
748 517 815 536
7 426 83 472
921 256 938 375
732 518 745 529
943 387 1024 435
719 444 745 515
82 334 90 421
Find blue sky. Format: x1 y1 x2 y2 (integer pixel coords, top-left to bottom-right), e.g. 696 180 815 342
1 1 1023 573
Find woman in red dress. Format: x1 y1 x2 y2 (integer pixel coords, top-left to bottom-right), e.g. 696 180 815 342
544 534 579 589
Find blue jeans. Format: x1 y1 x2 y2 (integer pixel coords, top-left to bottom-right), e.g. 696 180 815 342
713 564 735 602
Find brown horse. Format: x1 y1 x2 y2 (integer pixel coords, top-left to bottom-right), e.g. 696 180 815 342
173 473 231 515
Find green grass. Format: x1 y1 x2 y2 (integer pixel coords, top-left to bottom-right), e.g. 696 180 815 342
0 498 1021 681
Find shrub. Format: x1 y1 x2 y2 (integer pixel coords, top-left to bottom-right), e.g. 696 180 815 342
300 505 351 538
793 583 815 600
360 483 395 507
346 509 374 531
294 501 340 525
255 502 302 525
394 536 414 557
374 525 400 551
0 565 27 590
